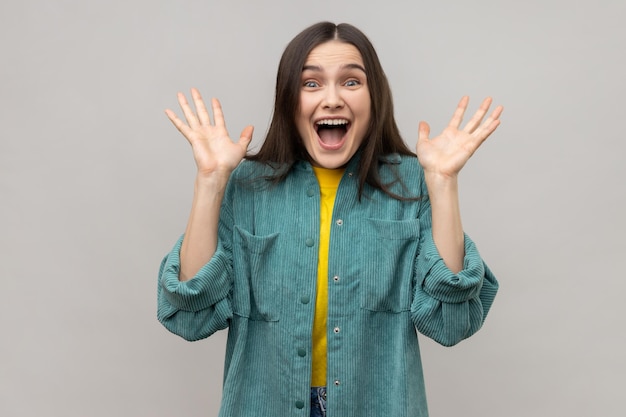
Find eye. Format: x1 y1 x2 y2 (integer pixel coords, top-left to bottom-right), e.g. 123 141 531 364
344 79 361 87
303 80 319 88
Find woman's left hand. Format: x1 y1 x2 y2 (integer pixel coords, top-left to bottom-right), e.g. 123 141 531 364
416 96 503 179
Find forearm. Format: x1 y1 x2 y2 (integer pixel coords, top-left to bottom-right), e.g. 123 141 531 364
179 172 230 281
424 174 465 274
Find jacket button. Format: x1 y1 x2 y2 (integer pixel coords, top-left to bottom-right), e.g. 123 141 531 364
333 326 340 334
307 189 315 197
305 238 314 247
295 400 305 409
300 295 310 304
335 219 343 226
297 348 306 357
333 275 340 283
334 380 341 386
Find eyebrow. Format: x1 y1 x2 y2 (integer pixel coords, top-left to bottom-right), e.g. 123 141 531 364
302 63 367 74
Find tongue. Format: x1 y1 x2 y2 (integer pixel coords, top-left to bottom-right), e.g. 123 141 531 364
318 127 344 145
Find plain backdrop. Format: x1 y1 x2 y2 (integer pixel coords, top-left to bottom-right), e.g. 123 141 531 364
1 0 624 416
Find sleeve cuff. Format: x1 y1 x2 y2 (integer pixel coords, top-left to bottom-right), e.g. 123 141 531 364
416 233 485 303
159 235 233 312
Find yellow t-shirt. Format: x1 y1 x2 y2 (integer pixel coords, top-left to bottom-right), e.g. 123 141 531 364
311 166 344 387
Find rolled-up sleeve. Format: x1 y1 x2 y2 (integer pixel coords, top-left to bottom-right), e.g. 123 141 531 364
156 181 236 341
156 234 233 341
411 207 498 346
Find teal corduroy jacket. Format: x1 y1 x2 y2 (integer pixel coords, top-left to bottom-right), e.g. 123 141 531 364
157 153 498 417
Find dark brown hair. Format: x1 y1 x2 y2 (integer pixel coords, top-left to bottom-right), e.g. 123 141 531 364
247 21 416 199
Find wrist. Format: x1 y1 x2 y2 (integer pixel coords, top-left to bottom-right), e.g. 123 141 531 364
424 171 459 195
195 170 231 193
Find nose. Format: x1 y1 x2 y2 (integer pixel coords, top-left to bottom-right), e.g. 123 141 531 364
322 85 344 109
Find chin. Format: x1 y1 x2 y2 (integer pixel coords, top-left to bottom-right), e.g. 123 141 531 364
309 149 355 169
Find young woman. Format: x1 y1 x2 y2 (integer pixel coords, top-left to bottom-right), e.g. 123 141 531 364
158 21 502 417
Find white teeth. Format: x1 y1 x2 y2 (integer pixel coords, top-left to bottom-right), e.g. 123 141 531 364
316 119 349 126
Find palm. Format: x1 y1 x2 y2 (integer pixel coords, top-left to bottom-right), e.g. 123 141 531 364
165 88 253 176
416 96 503 178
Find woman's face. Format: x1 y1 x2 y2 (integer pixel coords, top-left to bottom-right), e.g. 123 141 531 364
295 40 371 169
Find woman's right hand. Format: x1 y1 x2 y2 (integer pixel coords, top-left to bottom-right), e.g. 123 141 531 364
165 88 254 178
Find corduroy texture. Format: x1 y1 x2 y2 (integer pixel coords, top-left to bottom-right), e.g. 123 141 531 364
157 153 499 417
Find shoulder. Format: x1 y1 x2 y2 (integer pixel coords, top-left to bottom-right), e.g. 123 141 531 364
227 159 299 195
229 160 282 182
374 153 425 199
231 159 265 180
378 153 423 178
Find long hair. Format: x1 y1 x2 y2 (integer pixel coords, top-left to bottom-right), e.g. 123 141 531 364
247 22 416 200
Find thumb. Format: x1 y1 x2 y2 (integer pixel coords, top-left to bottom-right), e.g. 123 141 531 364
417 121 430 144
417 122 430 140
239 125 254 150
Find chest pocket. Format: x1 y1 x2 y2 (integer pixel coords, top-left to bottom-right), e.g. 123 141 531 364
359 218 420 312
232 227 282 321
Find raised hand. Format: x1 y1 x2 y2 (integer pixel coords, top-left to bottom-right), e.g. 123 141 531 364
416 96 503 179
165 88 254 177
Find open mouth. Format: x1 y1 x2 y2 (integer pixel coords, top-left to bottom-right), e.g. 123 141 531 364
315 119 350 150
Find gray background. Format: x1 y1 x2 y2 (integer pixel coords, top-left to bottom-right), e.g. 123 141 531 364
1 0 624 416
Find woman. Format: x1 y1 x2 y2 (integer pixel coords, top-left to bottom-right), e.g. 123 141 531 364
158 21 502 417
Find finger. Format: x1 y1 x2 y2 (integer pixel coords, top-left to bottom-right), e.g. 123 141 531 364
462 97 493 133
191 88 213 126
473 105 504 140
164 108 191 137
177 92 200 128
491 104 504 121
448 96 469 129
211 98 227 129
238 125 255 151
470 121 501 152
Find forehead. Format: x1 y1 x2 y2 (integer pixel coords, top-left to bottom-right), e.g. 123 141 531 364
304 41 365 69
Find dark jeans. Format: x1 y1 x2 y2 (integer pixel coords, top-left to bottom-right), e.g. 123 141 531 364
310 387 327 417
